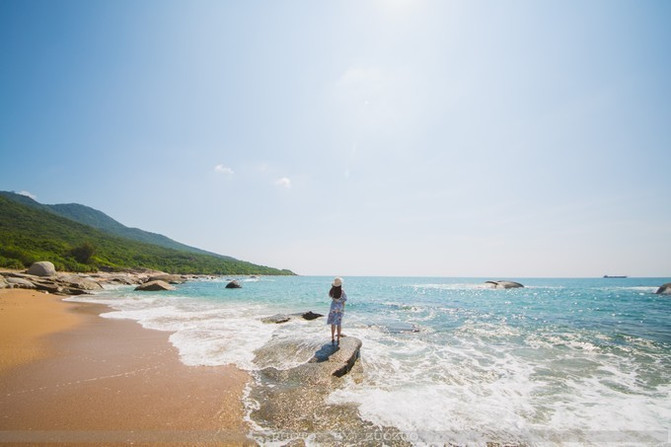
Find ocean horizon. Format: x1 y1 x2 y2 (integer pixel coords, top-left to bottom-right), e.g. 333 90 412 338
68 275 671 446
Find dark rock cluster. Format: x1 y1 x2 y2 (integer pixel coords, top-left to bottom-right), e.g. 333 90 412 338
261 311 324 324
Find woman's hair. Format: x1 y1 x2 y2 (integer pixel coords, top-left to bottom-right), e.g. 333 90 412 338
329 285 342 299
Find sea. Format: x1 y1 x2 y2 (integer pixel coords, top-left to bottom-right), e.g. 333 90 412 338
67 276 671 446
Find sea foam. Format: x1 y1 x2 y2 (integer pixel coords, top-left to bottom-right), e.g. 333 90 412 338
67 276 671 446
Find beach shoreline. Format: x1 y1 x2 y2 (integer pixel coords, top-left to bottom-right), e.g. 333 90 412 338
0 288 252 446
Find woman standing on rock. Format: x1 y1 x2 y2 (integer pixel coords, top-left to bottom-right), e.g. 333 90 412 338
327 277 347 345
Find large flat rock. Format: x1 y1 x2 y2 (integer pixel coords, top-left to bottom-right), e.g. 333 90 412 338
260 337 362 385
248 337 404 445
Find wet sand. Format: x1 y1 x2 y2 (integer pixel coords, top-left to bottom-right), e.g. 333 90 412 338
0 289 252 446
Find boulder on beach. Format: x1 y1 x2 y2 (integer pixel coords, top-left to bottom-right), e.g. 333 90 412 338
485 280 524 289
302 311 323 321
27 261 56 277
59 275 103 291
106 274 141 285
148 274 186 284
655 283 671 295
135 280 176 291
0 276 8 289
225 280 242 289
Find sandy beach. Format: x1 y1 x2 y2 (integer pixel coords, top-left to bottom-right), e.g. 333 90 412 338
0 288 252 446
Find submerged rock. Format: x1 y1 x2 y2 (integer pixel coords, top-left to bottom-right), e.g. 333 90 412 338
262 311 325 324
27 261 56 277
262 314 292 324
655 283 671 295
382 322 420 333
485 280 524 289
135 280 176 291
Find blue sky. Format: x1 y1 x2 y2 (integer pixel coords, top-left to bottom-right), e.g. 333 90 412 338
1 0 670 277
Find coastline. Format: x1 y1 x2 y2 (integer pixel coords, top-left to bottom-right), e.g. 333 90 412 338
0 288 252 446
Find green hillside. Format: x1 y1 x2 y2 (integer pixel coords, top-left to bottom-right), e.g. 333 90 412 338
50 202 237 260
0 191 235 260
0 195 294 275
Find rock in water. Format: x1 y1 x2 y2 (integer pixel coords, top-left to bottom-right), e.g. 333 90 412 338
485 280 524 289
259 337 362 384
248 337 396 444
225 280 242 289
309 337 362 377
655 283 671 295
262 314 292 324
383 322 420 333
302 311 323 320
135 280 176 291
262 311 325 324
498 281 524 289
27 261 56 277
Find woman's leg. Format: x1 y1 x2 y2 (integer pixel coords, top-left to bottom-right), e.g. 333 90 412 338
336 324 342 344
331 324 335 343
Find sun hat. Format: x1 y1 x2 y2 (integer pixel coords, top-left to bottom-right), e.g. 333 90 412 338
332 277 343 287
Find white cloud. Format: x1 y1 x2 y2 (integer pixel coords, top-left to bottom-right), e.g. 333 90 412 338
214 164 234 175
275 177 291 189
17 190 37 200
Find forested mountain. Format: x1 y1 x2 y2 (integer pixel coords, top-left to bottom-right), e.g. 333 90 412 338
0 191 234 259
0 192 294 275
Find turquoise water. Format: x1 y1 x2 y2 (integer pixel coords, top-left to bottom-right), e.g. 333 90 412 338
70 276 671 445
